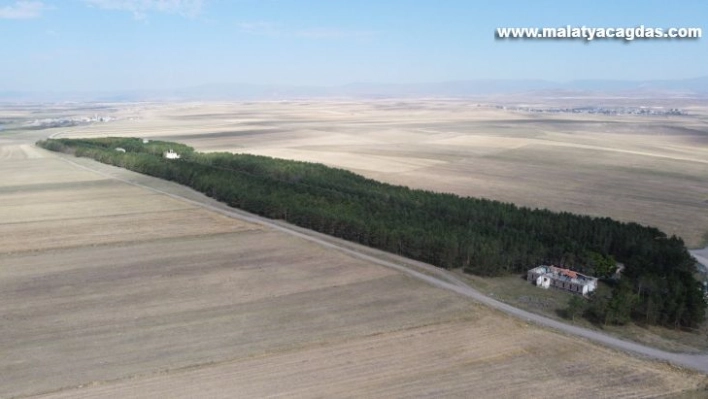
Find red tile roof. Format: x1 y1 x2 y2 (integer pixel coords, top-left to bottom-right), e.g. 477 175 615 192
549 265 578 279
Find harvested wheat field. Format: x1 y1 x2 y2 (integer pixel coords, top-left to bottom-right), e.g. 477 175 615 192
0 133 706 398
58 100 708 247
31 318 706 399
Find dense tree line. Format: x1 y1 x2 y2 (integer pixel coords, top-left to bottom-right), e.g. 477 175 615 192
37 137 706 328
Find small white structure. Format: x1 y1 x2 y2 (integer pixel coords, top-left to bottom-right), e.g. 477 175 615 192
142 139 150 144
115 147 126 153
527 265 598 295
163 149 181 159
536 275 551 289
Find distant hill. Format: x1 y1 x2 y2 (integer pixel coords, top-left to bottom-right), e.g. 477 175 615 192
2 77 707 102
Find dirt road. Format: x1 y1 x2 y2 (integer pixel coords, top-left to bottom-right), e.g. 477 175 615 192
48 145 708 375
690 247 708 271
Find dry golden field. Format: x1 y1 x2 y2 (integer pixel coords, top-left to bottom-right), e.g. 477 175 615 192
54 100 708 248
0 127 706 398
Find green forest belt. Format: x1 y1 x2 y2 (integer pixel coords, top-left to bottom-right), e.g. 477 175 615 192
37 137 706 329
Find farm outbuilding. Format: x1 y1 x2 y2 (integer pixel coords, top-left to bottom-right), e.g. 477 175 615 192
527 265 598 295
163 149 181 159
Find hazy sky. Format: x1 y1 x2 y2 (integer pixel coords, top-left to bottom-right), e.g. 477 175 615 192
1 0 706 91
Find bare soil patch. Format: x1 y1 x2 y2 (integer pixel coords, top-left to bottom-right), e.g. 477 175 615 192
33 317 707 399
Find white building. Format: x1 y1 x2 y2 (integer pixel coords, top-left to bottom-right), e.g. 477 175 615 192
527 265 598 295
163 149 181 159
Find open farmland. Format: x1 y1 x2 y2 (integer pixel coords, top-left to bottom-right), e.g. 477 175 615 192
0 129 705 398
55 100 708 248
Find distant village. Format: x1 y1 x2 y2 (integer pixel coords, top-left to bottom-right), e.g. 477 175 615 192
496 105 686 116
24 114 116 129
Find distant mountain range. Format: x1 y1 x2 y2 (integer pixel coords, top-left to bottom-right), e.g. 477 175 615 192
2 77 708 102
